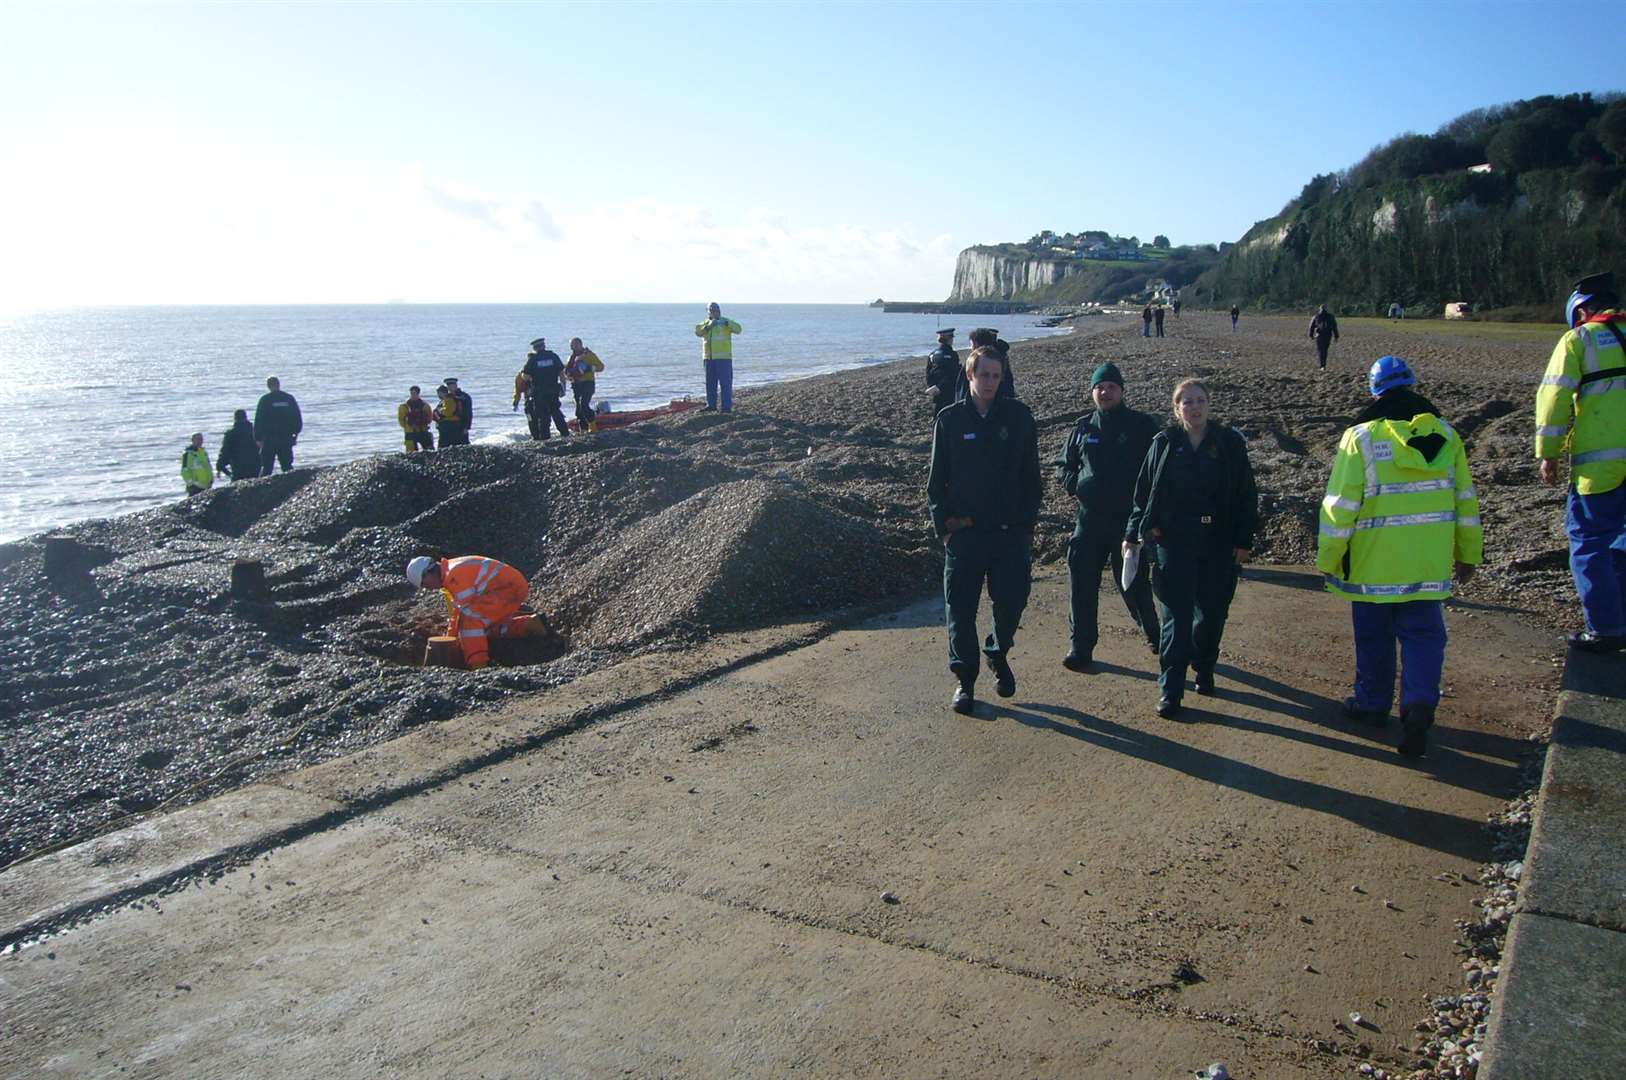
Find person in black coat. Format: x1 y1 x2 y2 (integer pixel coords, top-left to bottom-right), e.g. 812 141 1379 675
954 328 1016 402
924 328 959 411
253 377 303 474
216 409 260 481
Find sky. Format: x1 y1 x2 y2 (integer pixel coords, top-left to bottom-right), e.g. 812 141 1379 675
0 0 1613 306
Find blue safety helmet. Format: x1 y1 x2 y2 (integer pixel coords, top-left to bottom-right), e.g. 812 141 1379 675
1368 355 1416 397
1565 289 1592 329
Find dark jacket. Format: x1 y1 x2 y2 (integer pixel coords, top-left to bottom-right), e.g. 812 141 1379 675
1126 423 1258 551
454 388 474 430
217 419 259 479
1310 311 1340 341
525 350 565 397
926 395 1041 538
1354 387 1439 426
254 390 303 445
1055 404 1159 538
925 344 960 398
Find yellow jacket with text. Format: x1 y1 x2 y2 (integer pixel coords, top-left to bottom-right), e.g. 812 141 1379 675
1317 413 1482 602
694 317 742 361
1534 312 1626 495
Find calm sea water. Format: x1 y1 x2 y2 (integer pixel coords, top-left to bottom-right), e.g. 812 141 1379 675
0 303 1067 543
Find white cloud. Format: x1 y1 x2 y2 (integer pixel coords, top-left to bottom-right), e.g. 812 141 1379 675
0 130 958 304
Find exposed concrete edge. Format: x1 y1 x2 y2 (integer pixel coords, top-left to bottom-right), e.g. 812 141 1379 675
1479 650 1626 1077
0 598 923 950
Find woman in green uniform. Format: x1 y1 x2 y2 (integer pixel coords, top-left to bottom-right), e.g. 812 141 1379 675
1123 378 1258 718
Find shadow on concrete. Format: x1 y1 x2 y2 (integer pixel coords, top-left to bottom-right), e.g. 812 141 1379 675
993 700 1497 862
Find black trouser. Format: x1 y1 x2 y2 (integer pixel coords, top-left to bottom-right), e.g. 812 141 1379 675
404 430 433 453
943 528 1032 685
573 382 596 428
1067 532 1158 657
260 440 294 474
1154 317 1164 337
1315 337 1332 368
1151 539 1238 703
529 394 569 439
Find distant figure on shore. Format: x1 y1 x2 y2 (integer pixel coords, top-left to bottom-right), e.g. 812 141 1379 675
955 328 1015 402
398 385 434 453
1142 304 1153 337
696 302 742 412
925 327 959 409
216 409 259 482
433 384 466 446
1309 305 1340 370
1536 270 1626 653
1055 361 1160 670
1153 305 1166 337
517 337 570 440
1320 356 1482 757
1171 297 1182 318
446 377 473 442
1125 378 1257 719
406 555 537 670
1230 304 1240 332
566 337 605 432
181 432 213 495
254 377 303 474
1388 301 1404 321
927 346 1041 717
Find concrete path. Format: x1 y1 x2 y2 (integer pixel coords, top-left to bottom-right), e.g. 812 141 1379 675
1 567 1556 1078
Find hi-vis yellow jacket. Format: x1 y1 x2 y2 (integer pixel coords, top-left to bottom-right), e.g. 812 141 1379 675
694 317 742 361
180 446 213 491
1317 413 1482 602
1535 312 1626 495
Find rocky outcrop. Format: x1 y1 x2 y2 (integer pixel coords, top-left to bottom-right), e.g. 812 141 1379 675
950 248 1085 301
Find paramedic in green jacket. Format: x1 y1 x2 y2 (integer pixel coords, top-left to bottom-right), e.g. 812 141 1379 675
1124 378 1258 718
695 302 742 412
1320 356 1483 758
927 347 1042 716
1055 362 1160 670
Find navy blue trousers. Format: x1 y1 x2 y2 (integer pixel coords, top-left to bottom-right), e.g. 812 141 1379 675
1350 599 1446 713
1567 483 1626 637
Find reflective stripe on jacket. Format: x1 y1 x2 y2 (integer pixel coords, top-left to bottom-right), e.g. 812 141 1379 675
439 556 530 668
1535 312 1626 495
695 318 742 361
1318 414 1482 602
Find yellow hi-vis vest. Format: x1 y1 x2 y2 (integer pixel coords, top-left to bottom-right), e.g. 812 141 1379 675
181 447 213 490
1317 413 1483 602
694 317 741 361
1535 312 1626 495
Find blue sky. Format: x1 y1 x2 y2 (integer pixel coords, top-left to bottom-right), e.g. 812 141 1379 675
0 0 1610 305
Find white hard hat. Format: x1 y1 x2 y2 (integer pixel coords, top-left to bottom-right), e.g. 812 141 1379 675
406 556 435 587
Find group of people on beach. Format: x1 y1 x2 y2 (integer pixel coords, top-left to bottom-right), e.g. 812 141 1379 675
926 271 1626 758
181 377 303 494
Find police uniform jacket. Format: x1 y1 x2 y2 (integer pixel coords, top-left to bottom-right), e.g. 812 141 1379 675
926 396 1041 539
525 350 566 398
1055 404 1159 539
253 390 303 445
925 344 960 397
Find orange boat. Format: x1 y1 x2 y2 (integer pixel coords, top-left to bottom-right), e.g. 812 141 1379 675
568 397 702 434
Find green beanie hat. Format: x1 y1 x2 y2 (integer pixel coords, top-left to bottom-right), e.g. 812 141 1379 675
1091 362 1124 388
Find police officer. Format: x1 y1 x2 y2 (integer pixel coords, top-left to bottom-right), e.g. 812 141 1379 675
927 346 1042 715
1055 362 1160 670
518 338 570 440
1537 271 1626 653
925 328 959 409
954 328 1016 402
1320 356 1483 757
253 376 302 474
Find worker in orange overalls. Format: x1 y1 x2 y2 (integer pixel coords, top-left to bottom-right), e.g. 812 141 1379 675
406 555 535 669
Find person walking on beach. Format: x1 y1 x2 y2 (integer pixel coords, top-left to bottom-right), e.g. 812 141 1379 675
566 337 605 432
1310 305 1340 370
1230 304 1240 332
1142 304 1154 337
181 432 213 495
446 377 473 442
1124 378 1258 718
955 328 1016 402
1321 356 1482 757
927 346 1042 716
216 409 259 482
925 327 959 409
398 386 434 453
516 338 570 440
406 555 537 670
1153 304 1166 338
254 377 302 475
433 384 466 446
696 302 742 412
1056 362 1160 671
1536 271 1626 653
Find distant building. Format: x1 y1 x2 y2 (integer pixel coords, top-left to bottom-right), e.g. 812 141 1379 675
1468 163 1493 174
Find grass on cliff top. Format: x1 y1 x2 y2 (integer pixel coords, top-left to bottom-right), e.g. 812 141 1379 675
1340 316 1564 345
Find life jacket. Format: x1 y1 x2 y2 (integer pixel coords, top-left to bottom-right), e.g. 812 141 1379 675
404 397 431 429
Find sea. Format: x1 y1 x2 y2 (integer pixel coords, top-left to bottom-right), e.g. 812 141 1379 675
0 303 1069 544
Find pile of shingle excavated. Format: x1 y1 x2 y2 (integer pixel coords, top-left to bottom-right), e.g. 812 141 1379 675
0 312 1575 868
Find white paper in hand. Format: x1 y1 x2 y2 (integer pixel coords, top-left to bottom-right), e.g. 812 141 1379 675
1120 545 1141 591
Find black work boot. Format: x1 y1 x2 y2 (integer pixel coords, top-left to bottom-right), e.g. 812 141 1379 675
988 653 1016 698
952 678 976 716
1398 704 1435 759
1062 649 1093 673
1342 696 1389 727
1194 670 1216 696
